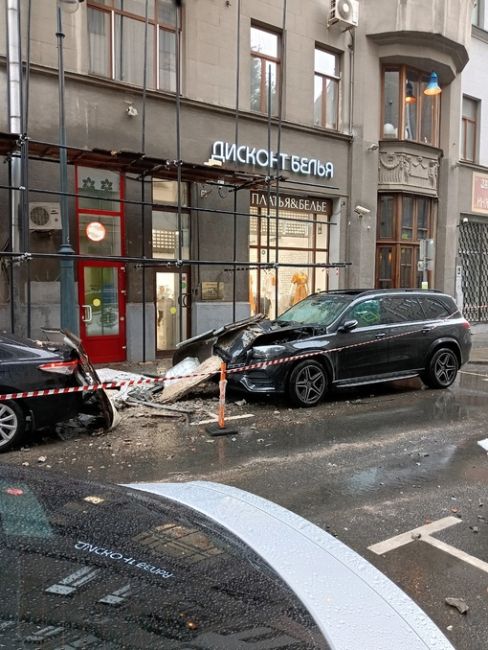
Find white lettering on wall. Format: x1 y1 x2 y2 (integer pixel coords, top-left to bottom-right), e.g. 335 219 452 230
211 141 334 179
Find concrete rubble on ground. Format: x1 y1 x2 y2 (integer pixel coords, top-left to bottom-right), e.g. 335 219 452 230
96 357 222 422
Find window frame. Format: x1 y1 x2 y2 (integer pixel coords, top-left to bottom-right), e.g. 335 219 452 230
461 95 479 163
381 65 441 146
472 0 484 27
87 0 179 92
375 194 435 288
314 46 340 130
250 24 281 115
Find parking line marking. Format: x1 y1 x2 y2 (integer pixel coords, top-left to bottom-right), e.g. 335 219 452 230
369 516 488 577
478 438 488 451
368 517 460 554
424 535 488 575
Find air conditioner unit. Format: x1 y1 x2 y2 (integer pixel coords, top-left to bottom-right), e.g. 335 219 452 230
328 0 359 27
29 203 62 230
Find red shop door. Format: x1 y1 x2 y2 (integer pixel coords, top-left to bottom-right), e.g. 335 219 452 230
78 262 126 363
76 167 126 363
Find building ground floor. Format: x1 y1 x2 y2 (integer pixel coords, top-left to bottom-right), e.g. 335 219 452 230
2 130 488 364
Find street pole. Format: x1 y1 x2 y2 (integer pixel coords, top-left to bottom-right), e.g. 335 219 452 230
56 2 78 334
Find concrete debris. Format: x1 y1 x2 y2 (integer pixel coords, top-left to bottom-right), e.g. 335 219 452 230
445 597 469 614
160 355 221 403
164 357 199 387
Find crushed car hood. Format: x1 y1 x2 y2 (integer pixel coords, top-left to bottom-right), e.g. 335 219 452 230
173 316 323 365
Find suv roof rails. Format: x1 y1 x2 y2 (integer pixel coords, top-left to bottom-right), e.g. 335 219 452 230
317 288 444 296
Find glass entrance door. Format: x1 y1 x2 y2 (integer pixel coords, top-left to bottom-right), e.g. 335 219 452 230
156 271 189 353
79 263 126 362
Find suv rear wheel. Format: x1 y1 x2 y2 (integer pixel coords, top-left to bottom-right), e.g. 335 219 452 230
423 348 459 389
288 360 328 407
0 400 26 452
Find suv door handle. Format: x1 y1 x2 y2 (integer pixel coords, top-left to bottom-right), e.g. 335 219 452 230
375 332 386 339
421 326 434 333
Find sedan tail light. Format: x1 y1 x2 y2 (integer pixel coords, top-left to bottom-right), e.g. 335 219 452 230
38 359 79 375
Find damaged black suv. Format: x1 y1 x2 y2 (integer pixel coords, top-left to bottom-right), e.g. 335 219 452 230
175 289 472 407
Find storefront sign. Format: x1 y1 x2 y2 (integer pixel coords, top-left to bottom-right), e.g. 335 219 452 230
210 141 334 179
472 172 488 214
251 192 331 215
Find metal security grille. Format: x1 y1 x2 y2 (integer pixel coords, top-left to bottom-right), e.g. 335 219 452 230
458 221 488 322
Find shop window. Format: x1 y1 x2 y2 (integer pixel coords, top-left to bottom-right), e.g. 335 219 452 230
250 25 280 115
461 96 479 163
249 196 330 320
382 65 440 146
153 180 189 206
87 0 177 92
314 48 340 130
375 194 434 288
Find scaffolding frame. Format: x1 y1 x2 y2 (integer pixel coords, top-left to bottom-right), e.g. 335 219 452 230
1 0 350 361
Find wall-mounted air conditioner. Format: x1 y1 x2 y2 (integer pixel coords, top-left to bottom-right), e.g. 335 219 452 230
29 203 62 230
328 0 359 27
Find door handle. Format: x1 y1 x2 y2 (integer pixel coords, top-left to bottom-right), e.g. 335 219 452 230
178 293 190 308
375 332 386 339
421 326 434 333
81 304 93 323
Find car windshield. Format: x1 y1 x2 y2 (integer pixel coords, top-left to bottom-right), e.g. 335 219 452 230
277 295 350 327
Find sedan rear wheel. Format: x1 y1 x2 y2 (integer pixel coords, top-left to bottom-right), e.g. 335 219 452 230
288 360 327 407
0 401 26 452
423 348 459 389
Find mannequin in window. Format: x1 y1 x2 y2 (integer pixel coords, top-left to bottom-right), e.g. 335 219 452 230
290 271 309 306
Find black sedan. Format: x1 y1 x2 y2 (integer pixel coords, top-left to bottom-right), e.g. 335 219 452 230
0 330 117 451
174 289 472 407
0 465 454 649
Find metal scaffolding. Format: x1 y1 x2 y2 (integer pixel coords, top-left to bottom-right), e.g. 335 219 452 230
0 0 350 360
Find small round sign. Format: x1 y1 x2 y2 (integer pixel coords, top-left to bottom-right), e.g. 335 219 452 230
86 221 106 242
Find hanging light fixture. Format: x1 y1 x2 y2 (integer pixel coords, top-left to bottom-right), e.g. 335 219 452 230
405 80 416 104
424 72 441 96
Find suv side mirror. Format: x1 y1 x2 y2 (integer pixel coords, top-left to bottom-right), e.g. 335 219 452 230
338 319 358 333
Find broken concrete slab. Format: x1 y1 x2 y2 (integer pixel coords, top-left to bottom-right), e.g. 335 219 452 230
160 355 221 403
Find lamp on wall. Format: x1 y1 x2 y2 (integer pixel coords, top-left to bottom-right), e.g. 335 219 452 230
405 80 416 104
424 72 442 96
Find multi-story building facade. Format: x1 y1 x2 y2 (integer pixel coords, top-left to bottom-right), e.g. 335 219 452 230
0 0 476 362
457 0 488 322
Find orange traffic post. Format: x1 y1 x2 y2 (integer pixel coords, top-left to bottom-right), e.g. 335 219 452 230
206 360 238 437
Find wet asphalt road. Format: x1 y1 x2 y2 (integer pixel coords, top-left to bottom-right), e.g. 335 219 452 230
2 365 488 648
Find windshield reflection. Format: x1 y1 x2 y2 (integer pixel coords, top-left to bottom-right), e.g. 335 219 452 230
0 469 328 649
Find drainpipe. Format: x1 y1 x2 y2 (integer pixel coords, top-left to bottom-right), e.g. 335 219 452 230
6 0 22 254
345 28 355 288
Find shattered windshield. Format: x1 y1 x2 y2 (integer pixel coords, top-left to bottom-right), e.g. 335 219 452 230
277 295 350 327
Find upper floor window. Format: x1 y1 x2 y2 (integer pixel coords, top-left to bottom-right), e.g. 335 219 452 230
461 96 479 163
314 48 340 130
382 66 440 146
250 26 280 115
87 0 177 91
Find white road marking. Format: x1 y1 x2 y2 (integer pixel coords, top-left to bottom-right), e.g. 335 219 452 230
369 516 488 576
368 517 461 554
459 370 488 379
191 414 254 426
478 438 488 451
